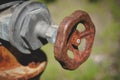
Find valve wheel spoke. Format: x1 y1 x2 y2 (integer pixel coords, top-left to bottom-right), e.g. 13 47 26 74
79 30 92 39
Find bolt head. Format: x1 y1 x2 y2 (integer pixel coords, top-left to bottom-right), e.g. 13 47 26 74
76 39 80 44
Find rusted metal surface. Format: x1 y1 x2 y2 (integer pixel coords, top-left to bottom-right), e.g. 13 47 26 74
0 43 47 80
54 10 95 70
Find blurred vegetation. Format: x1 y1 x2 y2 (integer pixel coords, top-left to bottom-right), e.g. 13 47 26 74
35 0 120 80
88 0 100 3
37 0 57 3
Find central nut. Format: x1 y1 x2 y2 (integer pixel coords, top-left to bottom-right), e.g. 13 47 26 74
71 35 81 46
76 39 80 44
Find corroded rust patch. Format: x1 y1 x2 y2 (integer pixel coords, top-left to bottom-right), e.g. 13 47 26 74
28 62 40 68
54 10 95 70
0 45 47 80
0 46 20 71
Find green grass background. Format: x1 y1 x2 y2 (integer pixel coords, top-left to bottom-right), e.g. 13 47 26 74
36 0 120 80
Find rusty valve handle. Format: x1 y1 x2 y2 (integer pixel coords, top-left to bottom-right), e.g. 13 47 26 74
54 10 95 70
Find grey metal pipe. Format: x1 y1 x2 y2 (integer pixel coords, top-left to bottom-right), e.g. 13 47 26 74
0 1 58 54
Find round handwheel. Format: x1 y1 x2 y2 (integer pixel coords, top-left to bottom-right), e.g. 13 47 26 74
54 10 95 70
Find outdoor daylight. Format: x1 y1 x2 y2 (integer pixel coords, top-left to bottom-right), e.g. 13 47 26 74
0 0 120 80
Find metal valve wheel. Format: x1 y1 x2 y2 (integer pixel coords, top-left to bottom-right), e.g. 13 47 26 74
54 10 95 70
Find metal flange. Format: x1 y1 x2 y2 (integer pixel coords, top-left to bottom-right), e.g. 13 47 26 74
8 1 52 54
